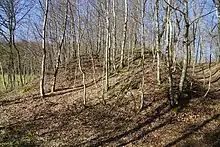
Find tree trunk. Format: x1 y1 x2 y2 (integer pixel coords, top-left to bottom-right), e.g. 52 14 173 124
120 0 128 68
13 39 23 86
214 0 220 62
8 28 14 90
112 0 117 71
155 0 161 85
40 0 50 98
51 0 68 93
140 0 147 111
204 37 213 97
78 43 86 106
105 0 110 92
77 0 86 106
166 0 175 106
0 62 7 90
179 0 189 94
70 2 77 59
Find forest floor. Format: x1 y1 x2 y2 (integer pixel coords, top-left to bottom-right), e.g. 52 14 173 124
0 53 219 147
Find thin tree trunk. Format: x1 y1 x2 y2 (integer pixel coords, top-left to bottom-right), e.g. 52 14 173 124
78 43 86 105
90 53 98 88
195 29 201 65
120 0 128 68
140 0 147 111
13 40 23 86
214 0 220 62
40 0 50 98
77 0 86 106
0 62 7 90
173 10 181 72
96 14 100 56
70 5 77 59
191 19 200 89
73 65 78 88
179 0 189 94
23 65 26 84
88 22 98 88
51 0 68 93
166 0 174 106
155 0 161 85
112 0 117 71
199 36 203 63
8 29 14 90
105 0 110 92
127 28 132 69
13 63 16 87
204 38 213 98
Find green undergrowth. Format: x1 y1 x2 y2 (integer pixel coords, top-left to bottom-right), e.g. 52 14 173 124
0 74 37 93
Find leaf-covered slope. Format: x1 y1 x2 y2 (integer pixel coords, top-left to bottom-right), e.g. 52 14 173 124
0 55 219 147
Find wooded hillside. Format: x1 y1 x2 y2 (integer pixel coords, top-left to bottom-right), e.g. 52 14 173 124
0 0 219 146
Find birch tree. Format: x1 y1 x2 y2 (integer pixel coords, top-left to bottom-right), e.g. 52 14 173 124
155 0 161 85
165 0 175 106
120 0 128 68
112 0 117 71
179 0 189 94
51 0 68 93
40 0 50 98
105 0 110 92
213 0 220 62
77 0 86 105
140 0 147 110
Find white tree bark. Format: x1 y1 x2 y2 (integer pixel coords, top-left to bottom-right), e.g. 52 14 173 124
105 0 111 92
51 0 68 93
40 0 50 98
179 0 189 94
165 0 174 106
77 0 86 106
120 0 128 68
155 0 161 85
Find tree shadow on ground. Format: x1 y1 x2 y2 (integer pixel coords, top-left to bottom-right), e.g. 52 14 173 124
0 77 102 107
1 62 219 146
165 114 220 147
73 102 170 147
1 95 171 147
0 124 39 147
176 74 220 113
203 126 220 147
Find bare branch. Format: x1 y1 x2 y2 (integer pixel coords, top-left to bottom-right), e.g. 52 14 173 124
163 0 185 15
190 10 216 26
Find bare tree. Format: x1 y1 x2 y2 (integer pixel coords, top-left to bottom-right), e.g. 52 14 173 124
51 0 68 93
213 0 220 62
179 0 189 94
165 0 175 106
0 0 33 89
105 0 110 93
155 0 161 85
40 0 50 98
140 0 147 110
112 0 117 71
77 0 86 105
120 0 128 68
204 35 214 98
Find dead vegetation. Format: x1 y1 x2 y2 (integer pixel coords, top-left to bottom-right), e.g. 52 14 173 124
0 55 219 147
